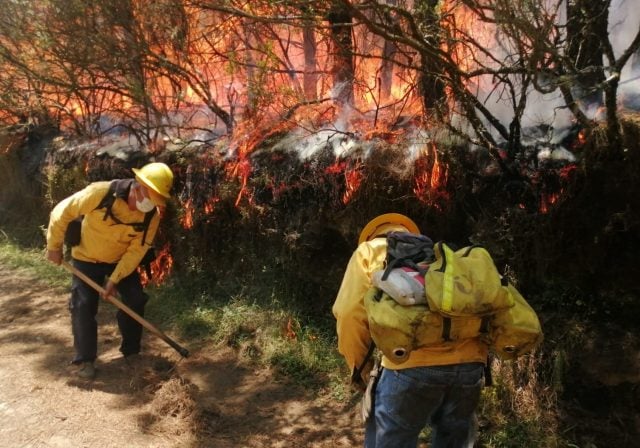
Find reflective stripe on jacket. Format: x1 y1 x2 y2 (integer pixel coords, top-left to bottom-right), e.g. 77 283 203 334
46 181 160 284
332 236 488 373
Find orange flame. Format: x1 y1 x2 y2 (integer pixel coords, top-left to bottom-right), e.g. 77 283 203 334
569 128 590 152
324 159 364 204
47 3 433 138
560 164 577 179
204 196 220 214
324 160 347 175
181 197 194 229
413 144 449 207
226 117 298 207
539 164 577 213
285 317 297 340
227 158 253 207
343 162 364 204
139 243 174 286
540 191 561 214
150 244 174 285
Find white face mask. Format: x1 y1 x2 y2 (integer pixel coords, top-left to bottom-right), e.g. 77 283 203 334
135 197 156 213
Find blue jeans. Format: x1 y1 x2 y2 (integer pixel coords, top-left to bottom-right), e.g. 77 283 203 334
365 362 484 448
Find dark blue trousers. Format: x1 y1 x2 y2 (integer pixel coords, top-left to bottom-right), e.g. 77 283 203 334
69 259 148 363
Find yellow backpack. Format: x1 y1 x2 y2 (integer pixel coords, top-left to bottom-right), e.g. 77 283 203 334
365 238 543 364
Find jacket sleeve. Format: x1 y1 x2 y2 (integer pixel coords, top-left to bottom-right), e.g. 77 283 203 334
109 212 160 284
46 184 105 251
332 243 378 374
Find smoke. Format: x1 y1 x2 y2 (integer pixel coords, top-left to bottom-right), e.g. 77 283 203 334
271 126 373 161
609 0 640 61
472 0 640 142
610 0 640 107
235 0 640 162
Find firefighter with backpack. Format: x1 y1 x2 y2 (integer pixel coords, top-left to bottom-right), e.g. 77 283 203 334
333 213 542 448
45 162 174 379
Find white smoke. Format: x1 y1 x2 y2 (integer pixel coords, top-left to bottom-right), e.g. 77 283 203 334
610 0 640 104
271 126 373 160
474 0 639 139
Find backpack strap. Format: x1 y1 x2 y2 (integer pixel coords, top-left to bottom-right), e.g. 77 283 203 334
352 342 377 387
97 179 156 246
442 317 452 342
98 179 133 222
141 210 155 247
441 314 491 343
484 353 493 387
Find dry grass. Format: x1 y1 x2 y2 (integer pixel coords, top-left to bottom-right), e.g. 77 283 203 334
137 375 201 442
479 350 565 447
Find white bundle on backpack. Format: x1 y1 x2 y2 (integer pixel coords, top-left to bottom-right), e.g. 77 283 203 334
372 268 427 306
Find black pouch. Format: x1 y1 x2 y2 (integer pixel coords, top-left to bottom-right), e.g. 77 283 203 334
64 217 84 247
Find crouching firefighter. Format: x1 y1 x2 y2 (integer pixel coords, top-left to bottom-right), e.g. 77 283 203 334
46 162 174 379
332 213 487 448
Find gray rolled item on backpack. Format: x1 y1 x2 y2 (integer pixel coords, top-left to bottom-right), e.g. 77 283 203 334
360 356 382 424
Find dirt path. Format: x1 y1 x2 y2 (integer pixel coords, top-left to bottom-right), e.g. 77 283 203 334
0 263 363 447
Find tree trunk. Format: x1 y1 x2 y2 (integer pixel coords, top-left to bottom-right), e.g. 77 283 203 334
243 20 257 115
379 0 398 102
414 0 447 117
327 3 354 107
566 0 607 107
303 23 318 101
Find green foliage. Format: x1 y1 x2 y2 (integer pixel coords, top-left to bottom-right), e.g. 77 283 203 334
0 135 50 245
480 419 561 448
266 322 344 390
176 306 220 340
44 163 88 208
147 275 346 394
0 238 69 291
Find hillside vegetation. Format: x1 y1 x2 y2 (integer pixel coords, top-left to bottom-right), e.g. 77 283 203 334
1 115 639 447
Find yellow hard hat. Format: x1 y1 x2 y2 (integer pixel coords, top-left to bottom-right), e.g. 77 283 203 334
358 213 420 244
132 162 174 204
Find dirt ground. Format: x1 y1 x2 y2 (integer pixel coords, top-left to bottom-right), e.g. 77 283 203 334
0 262 364 448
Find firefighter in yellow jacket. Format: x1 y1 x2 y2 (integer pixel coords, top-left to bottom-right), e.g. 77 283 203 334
46 162 174 379
333 213 486 448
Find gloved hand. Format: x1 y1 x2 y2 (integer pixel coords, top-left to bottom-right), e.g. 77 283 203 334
351 357 374 393
46 249 62 265
102 279 117 300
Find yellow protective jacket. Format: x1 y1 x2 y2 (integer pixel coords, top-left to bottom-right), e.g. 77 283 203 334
332 236 488 376
46 181 160 284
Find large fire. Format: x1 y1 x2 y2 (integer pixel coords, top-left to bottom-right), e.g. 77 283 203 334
13 2 593 286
